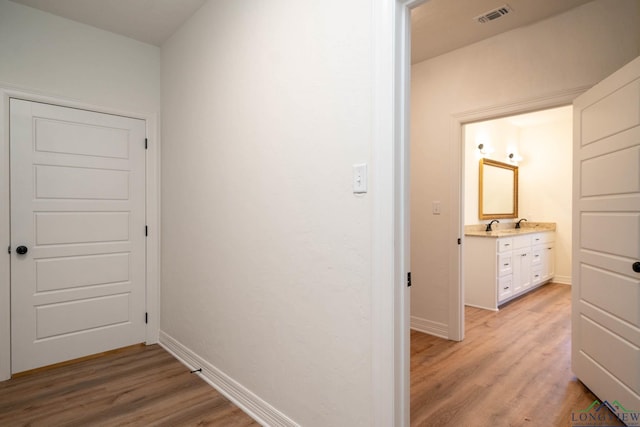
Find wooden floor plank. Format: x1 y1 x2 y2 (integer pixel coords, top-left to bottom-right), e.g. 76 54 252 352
0 344 259 426
0 283 623 426
410 283 624 426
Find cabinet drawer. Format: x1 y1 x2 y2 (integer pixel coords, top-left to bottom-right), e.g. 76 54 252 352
532 232 554 245
513 235 532 249
498 238 513 253
531 248 543 266
532 268 543 286
498 275 513 302
498 253 513 276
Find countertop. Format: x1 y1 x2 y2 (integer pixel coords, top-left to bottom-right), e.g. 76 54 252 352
464 222 556 238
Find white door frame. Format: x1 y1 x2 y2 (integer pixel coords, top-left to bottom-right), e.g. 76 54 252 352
0 86 160 381
453 86 590 334
372 1 426 425
373 0 595 423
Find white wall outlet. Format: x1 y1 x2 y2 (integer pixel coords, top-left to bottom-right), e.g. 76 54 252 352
432 201 441 215
353 163 367 193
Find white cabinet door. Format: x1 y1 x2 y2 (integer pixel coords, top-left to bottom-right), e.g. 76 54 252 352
542 244 555 282
532 232 554 285
512 247 531 293
572 56 640 414
10 100 146 373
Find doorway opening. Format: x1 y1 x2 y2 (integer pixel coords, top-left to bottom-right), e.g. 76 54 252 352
461 105 574 317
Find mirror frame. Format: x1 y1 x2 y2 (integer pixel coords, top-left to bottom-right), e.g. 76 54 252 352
478 158 518 220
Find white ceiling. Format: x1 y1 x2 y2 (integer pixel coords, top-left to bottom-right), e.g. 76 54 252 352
9 0 206 46
411 0 594 63
10 0 593 57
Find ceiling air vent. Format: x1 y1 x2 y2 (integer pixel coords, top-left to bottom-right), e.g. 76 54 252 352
474 5 513 24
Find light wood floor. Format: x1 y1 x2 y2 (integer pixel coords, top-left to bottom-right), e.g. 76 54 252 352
0 344 259 426
0 283 621 426
411 283 623 426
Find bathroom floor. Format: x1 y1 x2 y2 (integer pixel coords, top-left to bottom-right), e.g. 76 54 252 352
410 283 623 426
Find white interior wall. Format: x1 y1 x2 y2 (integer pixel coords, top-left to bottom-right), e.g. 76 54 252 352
411 0 640 337
0 0 160 113
519 115 573 284
463 107 573 284
0 0 160 381
160 1 373 425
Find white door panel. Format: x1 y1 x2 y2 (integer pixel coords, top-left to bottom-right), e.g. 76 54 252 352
10 99 146 374
581 80 640 145
34 118 130 159
36 253 130 292
35 165 130 200
581 264 640 327
580 212 640 258
581 145 640 196
573 56 640 419
35 211 130 245
36 293 131 338
580 315 640 393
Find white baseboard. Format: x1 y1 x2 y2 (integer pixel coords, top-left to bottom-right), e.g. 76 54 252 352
410 316 449 339
464 303 499 312
159 330 298 427
552 275 571 285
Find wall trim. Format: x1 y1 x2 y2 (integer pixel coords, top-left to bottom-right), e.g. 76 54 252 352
553 276 572 285
452 85 589 350
0 85 160 381
451 86 592 121
0 90 9 381
159 331 298 427
464 303 499 312
410 317 449 339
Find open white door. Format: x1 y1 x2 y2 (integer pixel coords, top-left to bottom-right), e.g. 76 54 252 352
10 99 147 373
572 55 640 422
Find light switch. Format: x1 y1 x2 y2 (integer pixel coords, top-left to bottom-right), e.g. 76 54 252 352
353 163 367 193
432 201 441 215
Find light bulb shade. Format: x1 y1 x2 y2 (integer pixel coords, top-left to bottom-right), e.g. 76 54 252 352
478 143 494 155
507 152 523 163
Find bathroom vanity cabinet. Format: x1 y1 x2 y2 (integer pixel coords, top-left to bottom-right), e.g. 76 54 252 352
464 230 555 311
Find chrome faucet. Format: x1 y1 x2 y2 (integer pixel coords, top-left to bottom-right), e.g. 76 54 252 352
486 219 499 232
515 218 528 229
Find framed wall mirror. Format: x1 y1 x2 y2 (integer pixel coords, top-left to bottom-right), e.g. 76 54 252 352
479 158 518 219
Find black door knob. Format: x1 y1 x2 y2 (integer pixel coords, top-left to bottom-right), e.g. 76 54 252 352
633 262 640 273
16 246 28 255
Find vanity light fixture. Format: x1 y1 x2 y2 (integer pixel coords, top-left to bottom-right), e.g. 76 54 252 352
478 143 494 156
507 152 523 164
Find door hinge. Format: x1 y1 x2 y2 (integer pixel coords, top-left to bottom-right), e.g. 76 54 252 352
407 272 412 287
458 238 461 245
145 138 148 149
145 225 148 236
7 246 10 254
145 312 148 324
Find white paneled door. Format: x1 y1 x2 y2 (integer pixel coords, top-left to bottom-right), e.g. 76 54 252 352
10 99 146 374
572 56 640 419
